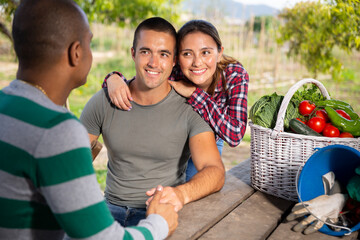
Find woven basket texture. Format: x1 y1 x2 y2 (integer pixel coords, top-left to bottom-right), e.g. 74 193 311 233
250 79 360 201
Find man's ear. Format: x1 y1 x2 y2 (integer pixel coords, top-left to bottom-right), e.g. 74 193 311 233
68 41 81 67
131 47 135 60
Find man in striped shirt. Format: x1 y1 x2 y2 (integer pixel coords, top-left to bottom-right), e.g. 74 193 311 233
0 0 177 239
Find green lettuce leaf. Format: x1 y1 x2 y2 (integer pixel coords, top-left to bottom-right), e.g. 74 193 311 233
250 92 300 129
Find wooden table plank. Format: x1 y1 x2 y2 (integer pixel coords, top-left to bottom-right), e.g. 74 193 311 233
167 160 254 240
199 191 293 240
268 220 359 240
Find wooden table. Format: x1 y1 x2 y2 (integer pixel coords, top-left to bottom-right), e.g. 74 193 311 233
168 159 359 240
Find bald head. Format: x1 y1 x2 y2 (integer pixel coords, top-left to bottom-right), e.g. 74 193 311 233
12 0 89 69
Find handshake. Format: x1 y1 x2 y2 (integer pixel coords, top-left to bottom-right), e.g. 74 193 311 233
147 185 179 236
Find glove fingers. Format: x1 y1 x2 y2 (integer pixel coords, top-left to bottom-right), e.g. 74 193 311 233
287 211 308 221
286 212 297 221
292 222 303 232
301 215 317 226
304 225 318 235
292 203 308 212
293 221 307 232
304 220 324 235
293 215 317 232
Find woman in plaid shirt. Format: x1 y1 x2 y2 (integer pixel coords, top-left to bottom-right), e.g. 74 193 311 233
102 20 249 181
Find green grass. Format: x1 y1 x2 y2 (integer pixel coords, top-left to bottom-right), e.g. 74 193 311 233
95 169 107 191
242 133 251 143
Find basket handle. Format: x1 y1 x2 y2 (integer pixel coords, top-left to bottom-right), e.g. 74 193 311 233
271 78 331 138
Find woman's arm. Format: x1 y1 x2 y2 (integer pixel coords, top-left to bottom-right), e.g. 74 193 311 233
102 71 133 110
187 63 249 147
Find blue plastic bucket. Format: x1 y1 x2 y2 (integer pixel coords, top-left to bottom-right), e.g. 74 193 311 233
297 144 360 236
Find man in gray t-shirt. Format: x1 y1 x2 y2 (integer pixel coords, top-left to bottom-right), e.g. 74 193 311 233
81 17 225 227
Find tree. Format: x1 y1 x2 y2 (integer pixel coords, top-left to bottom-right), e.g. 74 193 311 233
0 0 18 42
0 0 181 43
247 16 275 33
277 0 360 81
75 0 181 27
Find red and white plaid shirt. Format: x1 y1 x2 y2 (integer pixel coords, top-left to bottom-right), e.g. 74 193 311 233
102 62 249 147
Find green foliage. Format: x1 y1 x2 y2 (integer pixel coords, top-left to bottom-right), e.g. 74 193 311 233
248 16 277 32
95 169 107 191
242 133 251 143
249 92 300 129
0 0 18 41
292 84 327 104
91 37 115 51
74 0 181 27
277 0 360 81
0 0 18 22
0 0 182 42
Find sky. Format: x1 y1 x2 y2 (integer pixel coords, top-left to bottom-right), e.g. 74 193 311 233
234 0 316 10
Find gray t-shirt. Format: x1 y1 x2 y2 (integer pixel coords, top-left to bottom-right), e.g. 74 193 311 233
80 86 212 208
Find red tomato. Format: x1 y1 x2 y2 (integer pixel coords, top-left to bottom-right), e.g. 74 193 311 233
307 117 326 133
315 109 329 122
322 125 340 137
339 132 354 138
296 118 306 124
299 100 316 116
336 109 351 120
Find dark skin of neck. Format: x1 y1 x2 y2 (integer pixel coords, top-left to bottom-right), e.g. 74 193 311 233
16 57 76 106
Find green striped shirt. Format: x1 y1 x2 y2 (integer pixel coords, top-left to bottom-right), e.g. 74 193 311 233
0 80 168 240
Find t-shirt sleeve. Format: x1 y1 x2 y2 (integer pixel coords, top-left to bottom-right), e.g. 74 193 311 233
188 109 214 138
80 90 107 136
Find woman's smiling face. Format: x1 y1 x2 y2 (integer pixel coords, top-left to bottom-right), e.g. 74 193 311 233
178 31 223 91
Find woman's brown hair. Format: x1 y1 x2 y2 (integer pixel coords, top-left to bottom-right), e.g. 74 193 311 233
177 20 238 96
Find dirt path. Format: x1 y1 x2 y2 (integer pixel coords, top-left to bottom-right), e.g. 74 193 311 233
222 141 250 171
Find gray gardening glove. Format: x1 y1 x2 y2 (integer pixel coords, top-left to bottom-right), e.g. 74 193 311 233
287 193 347 234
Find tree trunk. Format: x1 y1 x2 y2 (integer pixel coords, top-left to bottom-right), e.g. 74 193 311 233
0 21 13 43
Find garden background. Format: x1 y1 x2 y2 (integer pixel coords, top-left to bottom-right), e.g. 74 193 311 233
1 0 359 190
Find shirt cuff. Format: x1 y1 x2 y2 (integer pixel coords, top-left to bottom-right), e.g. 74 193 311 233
188 88 206 108
137 214 169 240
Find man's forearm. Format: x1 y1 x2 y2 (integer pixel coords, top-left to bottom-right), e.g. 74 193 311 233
176 165 225 205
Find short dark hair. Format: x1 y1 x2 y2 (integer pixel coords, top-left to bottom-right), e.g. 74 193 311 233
12 0 87 68
132 17 177 53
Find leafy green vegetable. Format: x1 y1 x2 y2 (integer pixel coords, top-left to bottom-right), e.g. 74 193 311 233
249 83 325 130
249 93 300 129
292 84 326 104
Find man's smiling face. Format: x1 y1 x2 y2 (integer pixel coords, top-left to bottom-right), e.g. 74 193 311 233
132 29 176 90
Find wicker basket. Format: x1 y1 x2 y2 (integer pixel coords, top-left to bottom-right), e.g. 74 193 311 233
249 78 360 202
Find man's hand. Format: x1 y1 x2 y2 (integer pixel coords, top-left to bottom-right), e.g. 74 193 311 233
107 74 133 110
146 186 185 212
287 193 347 234
146 185 178 236
168 80 196 98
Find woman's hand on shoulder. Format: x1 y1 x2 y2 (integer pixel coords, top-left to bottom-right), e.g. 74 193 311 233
168 80 196 98
107 74 133 110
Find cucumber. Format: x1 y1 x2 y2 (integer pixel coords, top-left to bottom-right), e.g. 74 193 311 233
289 118 322 136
